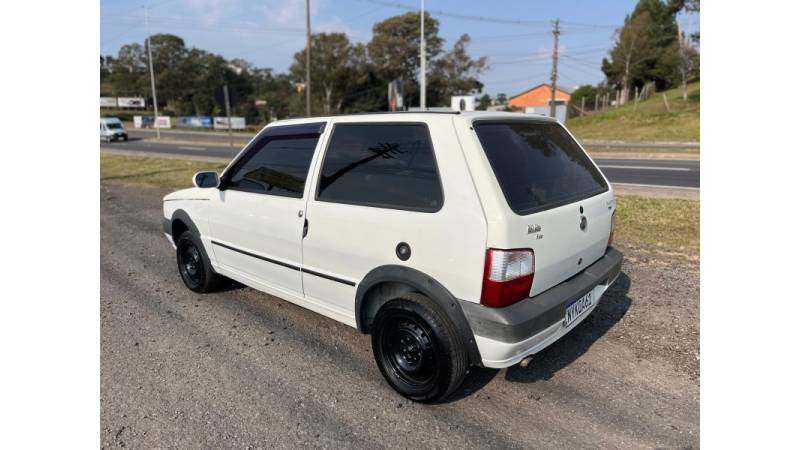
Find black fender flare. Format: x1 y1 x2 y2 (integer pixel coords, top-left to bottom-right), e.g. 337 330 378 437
355 265 483 367
166 209 218 274
167 209 200 237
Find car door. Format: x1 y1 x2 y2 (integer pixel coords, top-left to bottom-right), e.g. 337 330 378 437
206 122 326 297
300 119 487 323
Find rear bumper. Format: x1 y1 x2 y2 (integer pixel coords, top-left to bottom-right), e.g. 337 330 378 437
460 247 623 368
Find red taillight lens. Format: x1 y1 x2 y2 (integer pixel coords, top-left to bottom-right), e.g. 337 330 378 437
608 210 616 248
480 248 534 308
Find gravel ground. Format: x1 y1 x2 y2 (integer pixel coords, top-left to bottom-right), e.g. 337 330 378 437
100 182 699 449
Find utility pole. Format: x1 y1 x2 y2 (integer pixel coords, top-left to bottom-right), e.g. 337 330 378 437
305 0 311 117
549 18 560 118
420 0 426 110
223 85 232 147
144 6 160 139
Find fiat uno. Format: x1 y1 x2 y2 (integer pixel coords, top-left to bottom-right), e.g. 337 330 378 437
162 111 622 402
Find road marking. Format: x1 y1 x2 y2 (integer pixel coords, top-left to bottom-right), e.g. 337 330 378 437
178 146 207 151
599 164 691 171
613 182 700 191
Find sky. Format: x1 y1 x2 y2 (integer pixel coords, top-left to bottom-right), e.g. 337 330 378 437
100 0 699 99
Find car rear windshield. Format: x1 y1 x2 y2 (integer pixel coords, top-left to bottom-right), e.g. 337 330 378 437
473 120 608 215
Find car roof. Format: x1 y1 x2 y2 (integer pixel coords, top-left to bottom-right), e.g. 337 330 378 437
266 110 557 128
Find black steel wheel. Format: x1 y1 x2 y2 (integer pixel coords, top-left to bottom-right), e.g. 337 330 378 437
371 294 468 403
175 231 224 293
379 314 438 389
178 240 204 288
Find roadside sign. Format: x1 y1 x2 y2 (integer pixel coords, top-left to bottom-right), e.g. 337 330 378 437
118 97 146 108
213 117 246 130
154 116 172 128
177 116 212 129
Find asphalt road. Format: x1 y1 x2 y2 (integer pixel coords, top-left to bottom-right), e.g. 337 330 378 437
128 128 252 145
101 182 699 448
593 158 700 189
104 138 700 189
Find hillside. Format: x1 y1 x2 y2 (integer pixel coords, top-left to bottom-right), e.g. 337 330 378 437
568 82 700 143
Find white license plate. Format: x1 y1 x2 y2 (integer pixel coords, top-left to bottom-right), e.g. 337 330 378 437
564 291 594 327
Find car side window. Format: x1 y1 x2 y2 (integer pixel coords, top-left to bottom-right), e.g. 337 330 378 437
225 134 319 198
317 123 443 212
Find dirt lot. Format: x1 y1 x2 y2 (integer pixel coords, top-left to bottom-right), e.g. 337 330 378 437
101 182 699 449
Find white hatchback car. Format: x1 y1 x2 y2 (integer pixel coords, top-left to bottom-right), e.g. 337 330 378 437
162 111 622 402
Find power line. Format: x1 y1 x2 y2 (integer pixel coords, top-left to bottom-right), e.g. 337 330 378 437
491 56 551 66
559 20 616 30
482 71 551 85
562 54 605 66
356 0 551 27
467 31 553 42
559 59 602 77
343 5 387 22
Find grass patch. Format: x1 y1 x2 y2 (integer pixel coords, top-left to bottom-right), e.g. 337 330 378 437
568 82 700 143
101 153 227 189
100 153 700 258
615 195 699 259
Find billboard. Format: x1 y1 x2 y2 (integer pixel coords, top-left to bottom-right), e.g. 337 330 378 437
154 116 171 128
177 116 212 129
118 97 146 108
133 116 171 128
100 97 117 108
213 117 246 130
133 116 151 128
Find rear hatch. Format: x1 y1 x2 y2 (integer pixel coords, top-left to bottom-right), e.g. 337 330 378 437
472 119 614 297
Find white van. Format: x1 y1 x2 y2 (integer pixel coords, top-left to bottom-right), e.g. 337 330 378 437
162 111 622 402
100 117 128 142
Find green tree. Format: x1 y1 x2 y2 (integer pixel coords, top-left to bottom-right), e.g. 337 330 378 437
478 93 491 110
427 34 488 105
368 12 443 107
602 0 681 91
570 85 599 111
601 11 653 104
290 32 354 115
338 43 386 113
106 43 148 97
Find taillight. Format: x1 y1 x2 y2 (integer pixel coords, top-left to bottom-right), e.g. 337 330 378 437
608 210 616 248
480 248 534 308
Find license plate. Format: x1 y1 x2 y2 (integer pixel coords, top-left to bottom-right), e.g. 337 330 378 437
564 291 594 327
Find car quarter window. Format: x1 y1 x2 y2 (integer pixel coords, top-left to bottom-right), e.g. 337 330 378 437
316 123 443 212
225 134 319 197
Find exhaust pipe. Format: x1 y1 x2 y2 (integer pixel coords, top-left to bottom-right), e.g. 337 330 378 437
519 356 534 368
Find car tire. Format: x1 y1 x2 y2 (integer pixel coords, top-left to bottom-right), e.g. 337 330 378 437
371 293 468 403
176 230 225 293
